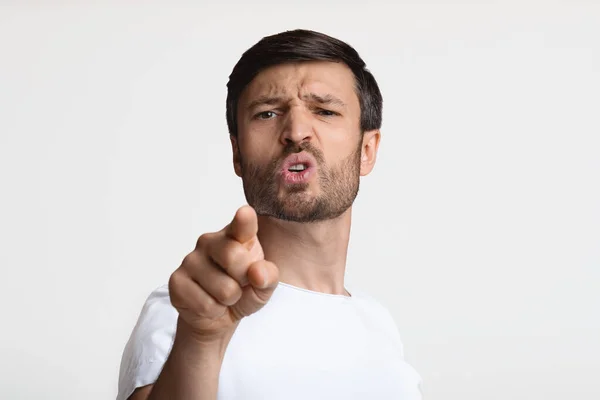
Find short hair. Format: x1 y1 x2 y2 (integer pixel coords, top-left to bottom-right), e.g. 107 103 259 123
226 29 383 137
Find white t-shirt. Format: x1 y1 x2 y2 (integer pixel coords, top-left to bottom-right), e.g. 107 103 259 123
117 282 423 400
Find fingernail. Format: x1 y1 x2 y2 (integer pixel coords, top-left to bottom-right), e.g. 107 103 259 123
262 274 268 289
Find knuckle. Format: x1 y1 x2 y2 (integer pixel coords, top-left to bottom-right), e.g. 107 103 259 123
220 243 245 270
198 296 225 318
216 280 241 305
197 293 216 315
181 252 205 274
168 271 187 307
181 252 195 268
168 270 184 292
195 233 212 250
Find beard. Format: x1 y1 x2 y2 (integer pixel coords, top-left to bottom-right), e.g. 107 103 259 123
239 141 362 223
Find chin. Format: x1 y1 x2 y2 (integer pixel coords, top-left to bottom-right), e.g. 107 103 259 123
280 195 316 211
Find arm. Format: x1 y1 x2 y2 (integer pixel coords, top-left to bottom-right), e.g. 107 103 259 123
130 319 230 400
123 206 278 400
128 386 152 400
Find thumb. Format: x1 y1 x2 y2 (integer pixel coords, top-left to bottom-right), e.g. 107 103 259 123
226 205 258 245
230 260 279 320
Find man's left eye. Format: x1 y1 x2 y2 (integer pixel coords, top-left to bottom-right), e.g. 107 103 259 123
316 109 338 116
255 111 277 120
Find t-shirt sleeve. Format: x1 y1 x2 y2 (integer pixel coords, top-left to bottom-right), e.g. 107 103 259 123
377 305 424 399
116 284 178 400
350 288 424 399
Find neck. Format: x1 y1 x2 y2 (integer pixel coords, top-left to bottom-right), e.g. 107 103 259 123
256 208 353 296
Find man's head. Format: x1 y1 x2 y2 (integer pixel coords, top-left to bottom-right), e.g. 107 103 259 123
226 29 382 223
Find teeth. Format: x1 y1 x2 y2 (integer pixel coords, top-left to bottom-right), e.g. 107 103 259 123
288 163 306 172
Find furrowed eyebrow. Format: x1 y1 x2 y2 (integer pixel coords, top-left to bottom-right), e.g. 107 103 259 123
246 96 286 111
303 93 347 108
245 92 347 111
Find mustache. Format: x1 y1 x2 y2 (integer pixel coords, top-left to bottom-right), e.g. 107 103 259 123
280 142 325 165
239 141 326 177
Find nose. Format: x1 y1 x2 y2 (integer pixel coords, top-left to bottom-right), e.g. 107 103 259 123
279 107 313 146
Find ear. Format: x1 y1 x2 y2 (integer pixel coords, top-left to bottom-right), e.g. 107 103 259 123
360 129 381 177
230 135 243 177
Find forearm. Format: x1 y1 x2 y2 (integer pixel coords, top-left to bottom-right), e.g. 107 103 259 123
147 318 231 400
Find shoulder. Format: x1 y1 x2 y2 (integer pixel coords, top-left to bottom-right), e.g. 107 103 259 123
138 284 175 320
349 287 406 355
349 287 396 320
130 284 178 342
350 288 423 396
117 284 177 400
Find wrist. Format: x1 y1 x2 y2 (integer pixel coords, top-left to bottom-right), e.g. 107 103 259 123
175 317 236 362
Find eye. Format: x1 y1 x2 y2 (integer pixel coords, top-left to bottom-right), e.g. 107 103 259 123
254 111 277 120
316 109 339 117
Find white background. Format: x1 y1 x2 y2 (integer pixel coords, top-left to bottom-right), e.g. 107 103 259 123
1 1 599 399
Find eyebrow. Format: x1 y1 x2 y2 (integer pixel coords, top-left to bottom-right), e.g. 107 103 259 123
302 93 347 108
246 95 286 111
246 92 347 111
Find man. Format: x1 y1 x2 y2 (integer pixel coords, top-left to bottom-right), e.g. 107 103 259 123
117 29 422 400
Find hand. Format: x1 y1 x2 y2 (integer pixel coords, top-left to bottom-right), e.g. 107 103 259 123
168 205 279 343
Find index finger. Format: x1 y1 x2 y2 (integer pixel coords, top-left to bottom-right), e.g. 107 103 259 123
225 205 258 244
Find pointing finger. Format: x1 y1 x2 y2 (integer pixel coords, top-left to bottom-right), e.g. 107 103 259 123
226 205 258 244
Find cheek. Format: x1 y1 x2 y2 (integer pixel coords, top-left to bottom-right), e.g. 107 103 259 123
317 115 360 145
322 134 361 162
238 138 276 168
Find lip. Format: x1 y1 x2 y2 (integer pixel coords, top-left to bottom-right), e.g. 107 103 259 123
279 152 317 185
281 152 316 171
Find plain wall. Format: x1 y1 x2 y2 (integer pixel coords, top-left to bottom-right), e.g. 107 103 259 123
1 1 598 399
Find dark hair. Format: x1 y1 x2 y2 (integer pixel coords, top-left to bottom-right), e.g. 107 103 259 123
226 29 383 137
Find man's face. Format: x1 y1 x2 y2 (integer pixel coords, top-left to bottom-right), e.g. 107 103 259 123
232 61 379 222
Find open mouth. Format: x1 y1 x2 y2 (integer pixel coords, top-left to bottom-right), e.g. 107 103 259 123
280 153 316 184
288 163 308 172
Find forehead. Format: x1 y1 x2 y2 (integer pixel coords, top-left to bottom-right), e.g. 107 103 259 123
239 61 359 107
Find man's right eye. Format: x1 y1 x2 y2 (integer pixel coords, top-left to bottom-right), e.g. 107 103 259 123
255 111 277 120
